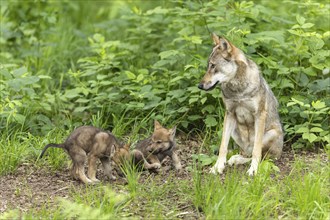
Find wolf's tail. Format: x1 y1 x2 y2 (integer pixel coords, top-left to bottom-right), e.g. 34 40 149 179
39 143 65 158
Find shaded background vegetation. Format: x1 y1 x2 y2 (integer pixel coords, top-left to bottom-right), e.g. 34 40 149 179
1 0 329 150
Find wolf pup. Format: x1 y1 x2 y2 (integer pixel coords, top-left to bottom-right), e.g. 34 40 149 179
40 126 126 184
198 33 283 176
117 120 181 172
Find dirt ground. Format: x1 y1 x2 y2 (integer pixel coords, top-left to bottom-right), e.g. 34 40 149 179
0 137 328 217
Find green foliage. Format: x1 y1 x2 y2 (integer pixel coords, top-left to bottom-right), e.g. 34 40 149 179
1 0 329 149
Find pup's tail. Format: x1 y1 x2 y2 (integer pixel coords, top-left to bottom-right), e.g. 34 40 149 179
39 143 65 159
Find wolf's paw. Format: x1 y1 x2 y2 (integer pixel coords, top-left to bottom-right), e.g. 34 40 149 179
228 155 251 166
174 163 182 170
247 159 259 176
209 157 226 174
228 155 241 166
151 163 161 169
90 178 100 183
84 178 94 184
110 175 117 181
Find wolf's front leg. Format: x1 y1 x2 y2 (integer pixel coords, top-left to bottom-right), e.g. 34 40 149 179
87 155 100 182
247 111 266 176
171 151 182 170
100 157 116 180
147 155 161 170
210 112 236 174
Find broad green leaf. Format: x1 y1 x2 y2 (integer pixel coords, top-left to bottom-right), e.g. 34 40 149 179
295 127 309 133
296 15 305 25
159 50 179 60
310 127 323 133
13 67 27 77
64 88 81 99
301 23 314 29
302 132 318 143
38 75 52 79
0 68 12 79
205 116 217 127
14 113 26 125
74 106 89 113
312 100 326 109
125 71 136 80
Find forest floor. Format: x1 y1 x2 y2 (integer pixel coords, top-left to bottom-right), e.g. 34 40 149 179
0 137 328 219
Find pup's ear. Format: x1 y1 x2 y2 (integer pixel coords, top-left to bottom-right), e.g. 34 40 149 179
124 143 131 150
169 126 177 139
154 120 162 130
212 33 220 45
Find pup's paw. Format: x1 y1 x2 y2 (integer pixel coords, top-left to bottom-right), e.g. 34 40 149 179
151 163 161 169
247 159 258 176
174 163 182 170
209 157 226 174
110 175 117 181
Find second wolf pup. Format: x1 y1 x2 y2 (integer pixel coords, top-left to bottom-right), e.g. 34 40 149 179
133 120 182 171
40 126 126 184
113 121 182 173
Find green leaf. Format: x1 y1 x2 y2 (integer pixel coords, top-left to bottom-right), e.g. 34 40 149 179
0 68 12 79
302 132 318 143
74 106 89 113
205 116 217 127
310 127 323 133
12 67 28 77
279 78 294 89
159 50 179 60
301 23 314 29
296 15 305 25
38 75 52 79
14 113 26 125
125 71 136 80
312 100 326 110
64 88 81 99
295 127 309 133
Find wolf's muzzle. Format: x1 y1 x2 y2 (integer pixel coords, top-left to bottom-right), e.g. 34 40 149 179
198 83 204 90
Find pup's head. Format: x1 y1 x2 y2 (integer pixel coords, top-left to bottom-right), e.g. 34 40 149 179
147 120 176 154
198 33 246 91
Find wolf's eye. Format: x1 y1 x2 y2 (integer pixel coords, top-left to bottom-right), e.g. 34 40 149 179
210 63 216 69
155 140 162 144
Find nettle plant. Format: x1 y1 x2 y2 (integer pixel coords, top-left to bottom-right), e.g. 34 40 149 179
286 98 329 149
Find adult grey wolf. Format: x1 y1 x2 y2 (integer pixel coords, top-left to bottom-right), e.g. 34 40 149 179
198 33 283 176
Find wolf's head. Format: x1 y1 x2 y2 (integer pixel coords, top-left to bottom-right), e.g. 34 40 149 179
198 33 247 91
147 120 176 154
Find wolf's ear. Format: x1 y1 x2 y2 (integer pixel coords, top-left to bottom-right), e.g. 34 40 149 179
169 126 177 139
154 120 162 130
212 33 221 45
124 143 131 150
218 37 232 53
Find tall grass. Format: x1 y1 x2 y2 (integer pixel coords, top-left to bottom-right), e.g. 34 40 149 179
192 159 330 219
